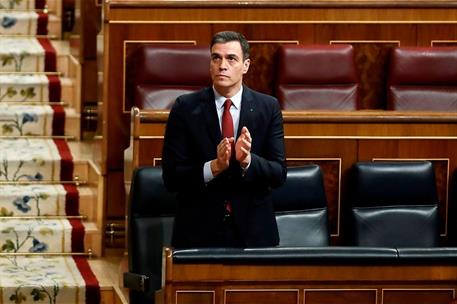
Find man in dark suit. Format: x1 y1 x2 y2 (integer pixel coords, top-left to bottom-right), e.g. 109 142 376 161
162 31 286 248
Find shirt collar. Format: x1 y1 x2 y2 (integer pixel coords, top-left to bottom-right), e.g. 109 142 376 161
213 86 243 110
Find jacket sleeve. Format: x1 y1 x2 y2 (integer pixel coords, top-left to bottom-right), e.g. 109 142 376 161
243 99 287 189
161 98 206 193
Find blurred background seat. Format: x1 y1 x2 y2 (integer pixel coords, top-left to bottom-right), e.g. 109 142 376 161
387 46 457 111
276 44 359 110
126 45 211 109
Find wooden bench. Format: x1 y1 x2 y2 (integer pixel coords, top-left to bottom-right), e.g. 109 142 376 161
158 246 457 304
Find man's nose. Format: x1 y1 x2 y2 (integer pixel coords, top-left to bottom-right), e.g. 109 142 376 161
219 58 228 70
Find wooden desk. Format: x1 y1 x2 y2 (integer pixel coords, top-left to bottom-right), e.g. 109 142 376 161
157 247 457 304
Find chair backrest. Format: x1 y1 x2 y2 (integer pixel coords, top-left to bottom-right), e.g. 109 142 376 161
387 46 457 111
349 161 439 247
127 166 177 303
126 45 211 109
273 165 330 246
276 44 359 110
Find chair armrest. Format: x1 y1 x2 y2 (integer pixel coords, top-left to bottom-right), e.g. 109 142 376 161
123 272 150 292
397 247 457 263
172 246 398 264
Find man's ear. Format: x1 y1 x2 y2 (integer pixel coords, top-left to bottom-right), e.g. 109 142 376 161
242 59 250 74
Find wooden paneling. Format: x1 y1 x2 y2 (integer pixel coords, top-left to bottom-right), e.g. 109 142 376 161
419 24 457 46
225 289 299 304
176 290 214 304
382 289 455 304
79 0 102 136
244 41 298 96
331 41 399 109
106 5 457 22
304 289 377 304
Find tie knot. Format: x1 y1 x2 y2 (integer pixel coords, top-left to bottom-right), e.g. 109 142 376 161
224 99 232 111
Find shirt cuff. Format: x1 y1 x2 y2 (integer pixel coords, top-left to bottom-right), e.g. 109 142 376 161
203 161 215 183
241 160 251 176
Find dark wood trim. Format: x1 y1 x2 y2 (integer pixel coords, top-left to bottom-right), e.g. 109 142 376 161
138 110 457 124
109 0 457 9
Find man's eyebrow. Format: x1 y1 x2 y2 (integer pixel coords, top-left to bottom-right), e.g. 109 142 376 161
211 52 240 58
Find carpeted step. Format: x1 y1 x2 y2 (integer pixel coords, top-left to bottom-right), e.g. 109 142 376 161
0 104 65 136
0 255 100 303
0 184 79 217
0 74 61 103
0 183 101 255
0 37 56 72
0 218 84 253
78 186 97 223
0 3 102 302
0 0 46 10
0 11 48 35
60 76 75 107
0 138 73 182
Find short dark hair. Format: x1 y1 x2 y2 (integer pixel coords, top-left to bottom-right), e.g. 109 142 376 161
211 31 250 60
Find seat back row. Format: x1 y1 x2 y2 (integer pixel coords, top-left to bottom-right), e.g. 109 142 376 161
125 161 441 303
126 44 457 111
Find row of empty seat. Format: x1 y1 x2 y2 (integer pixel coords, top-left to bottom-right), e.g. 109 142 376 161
125 160 443 303
127 44 457 111
276 161 440 248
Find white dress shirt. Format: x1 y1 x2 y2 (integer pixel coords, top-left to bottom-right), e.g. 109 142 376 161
203 86 243 183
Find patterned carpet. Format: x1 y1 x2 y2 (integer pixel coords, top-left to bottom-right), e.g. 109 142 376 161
0 1 100 303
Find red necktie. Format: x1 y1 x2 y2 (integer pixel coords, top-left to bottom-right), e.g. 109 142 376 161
222 99 234 139
222 99 235 158
222 99 234 216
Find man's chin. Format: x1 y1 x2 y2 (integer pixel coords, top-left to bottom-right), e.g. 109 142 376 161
214 77 230 83
214 81 232 88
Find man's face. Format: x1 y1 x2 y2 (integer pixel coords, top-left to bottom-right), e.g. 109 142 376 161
210 41 250 96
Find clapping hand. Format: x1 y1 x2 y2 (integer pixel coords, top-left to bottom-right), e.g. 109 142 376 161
236 126 251 168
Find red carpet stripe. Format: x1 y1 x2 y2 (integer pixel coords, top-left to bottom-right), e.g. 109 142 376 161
53 139 74 181
73 256 101 304
37 38 56 72
64 184 80 216
69 219 85 252
47 75 61 102
51 104 65 136
36 12 48 35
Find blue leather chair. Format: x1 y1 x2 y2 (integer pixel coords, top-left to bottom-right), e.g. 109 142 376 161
349 161 439 247
273 165 330 246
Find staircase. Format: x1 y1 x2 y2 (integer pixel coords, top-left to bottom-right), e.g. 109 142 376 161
0 0 109 303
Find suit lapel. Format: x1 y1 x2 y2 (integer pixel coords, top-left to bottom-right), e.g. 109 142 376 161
237 86 256 138
202 88 221 146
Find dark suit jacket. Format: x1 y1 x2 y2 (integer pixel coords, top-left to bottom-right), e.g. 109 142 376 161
162 86 286 248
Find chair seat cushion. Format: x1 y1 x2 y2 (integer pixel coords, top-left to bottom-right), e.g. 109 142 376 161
276 208 329 247
352 205 439 247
